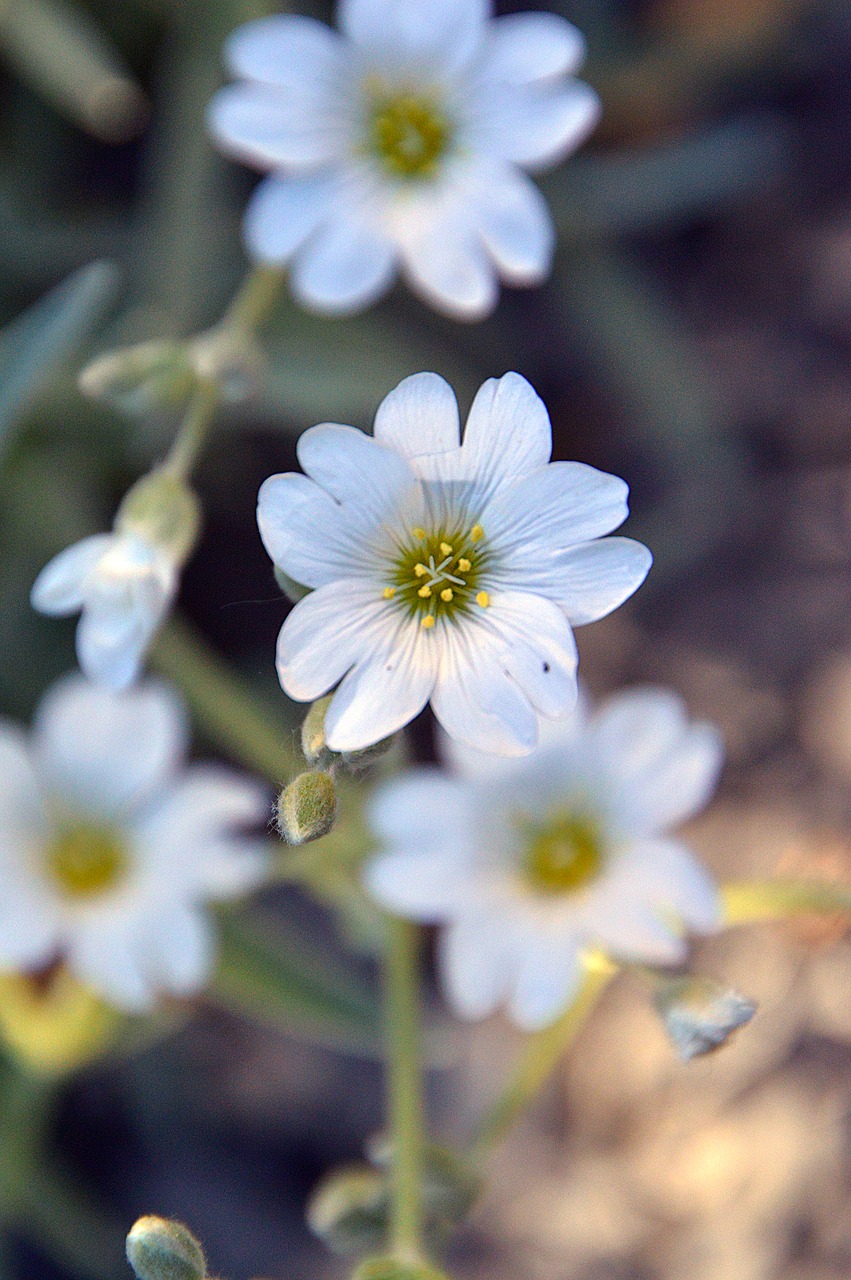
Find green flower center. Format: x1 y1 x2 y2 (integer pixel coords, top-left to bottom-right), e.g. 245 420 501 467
368 92 451 180
46 824 128 899
522 813 604 895
385 524 491 629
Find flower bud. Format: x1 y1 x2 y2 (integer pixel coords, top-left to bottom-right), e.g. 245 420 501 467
301 696 333 766
307 1167 389 1256
276 771 337 845
274 565 311 604
126 1217 206 1280
653 974 757 1060
116 470 201 564
188 328 265 403
366 1137 481 1232
79 341 195 415
352 1257 449 1280
340 736 397 773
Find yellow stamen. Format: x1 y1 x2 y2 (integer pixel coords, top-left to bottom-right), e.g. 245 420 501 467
383 587 395 599
476 590 490 608
421 615 435 629
457 558 471 572
418 585 432 598
440 588 453 602
414 563 429 577
470 525 484 543
439 542 453 556
411 527 427 539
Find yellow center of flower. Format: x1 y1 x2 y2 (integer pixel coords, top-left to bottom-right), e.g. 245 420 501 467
46 824 128 899
522 813 604 895
385 524 490 628
369 92 451 179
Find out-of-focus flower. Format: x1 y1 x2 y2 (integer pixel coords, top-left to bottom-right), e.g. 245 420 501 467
365 688 723 1029
0 675 269 1012
208 1 600 319
258 372 650 756
31 471 200 690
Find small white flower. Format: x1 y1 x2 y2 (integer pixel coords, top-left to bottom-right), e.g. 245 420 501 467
258 371 651 757
0 675 269 1013
365 688 723 1030
208 0 600 318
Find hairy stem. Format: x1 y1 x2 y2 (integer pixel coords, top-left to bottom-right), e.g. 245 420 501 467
385 917 425 1262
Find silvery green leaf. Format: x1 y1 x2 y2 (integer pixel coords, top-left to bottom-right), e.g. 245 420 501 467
654 974 757 1061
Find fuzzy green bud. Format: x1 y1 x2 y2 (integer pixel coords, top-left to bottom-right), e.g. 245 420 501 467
80 341 195 415
116 470 201 564
276 770 337 845
653 974 757 1060
307 1167 389 1256
126 1217 206 1280
189 328 265 403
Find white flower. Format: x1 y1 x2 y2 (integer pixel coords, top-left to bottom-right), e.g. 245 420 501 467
0 675 269 1013
208 0 600 319
258 371 652 757
365 688 724 1030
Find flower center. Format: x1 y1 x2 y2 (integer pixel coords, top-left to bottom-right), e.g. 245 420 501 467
46 824 128 899
385 524 491 629
368 92 450 179
522 813 604 895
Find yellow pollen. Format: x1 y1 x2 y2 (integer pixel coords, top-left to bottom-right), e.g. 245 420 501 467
457 558 471 572
383 587 395 599
418 585 432 598
411 527 427 540
439 542 453 556
470 525 484 543
414 563 428 577
440 588 453 602
476 591 490 607
421 615 435 629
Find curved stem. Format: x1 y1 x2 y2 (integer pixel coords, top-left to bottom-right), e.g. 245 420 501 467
471 964 614 1163
385 917 425 1263
722 878 851 925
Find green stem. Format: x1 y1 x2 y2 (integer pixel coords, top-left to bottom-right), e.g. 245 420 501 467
471 965 613 1162
161 375 219 480
385 918 425 1263
722 878 851 925
0 1062 57 1217
224 265 286 334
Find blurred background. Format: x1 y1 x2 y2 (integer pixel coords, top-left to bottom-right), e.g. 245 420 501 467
1 1 851 1279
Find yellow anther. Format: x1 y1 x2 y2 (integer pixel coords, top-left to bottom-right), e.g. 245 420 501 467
457 557 471 572
383 587 395 599
414 563 428 578
418 585 432 598
421 615 435 629
411 527 427 539
476 590 490 608
440 588 453 602
470 525 484 543
440 542 453 556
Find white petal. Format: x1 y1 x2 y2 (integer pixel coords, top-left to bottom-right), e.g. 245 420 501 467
480 13 587 85
296 422 416 524
68 919 154 1013
75 597 163 691
324 618 439 751
611 838 722 934
483 461 629 556
207 83 347 172
373 373 461 459
508 931 583 1030
481 81 601 171
591 688 724 834
401 228 497 321
476 165 554 284
438 910 515 1021
30 535 112 615
368 769 470 845
291 216 397 313
225 15 345 87
0 723 45 835
340 0 488 73
581 897 687 966
33 675 187 818
484 591 578 719
136 766 270 864
257 472 365 588
536 537 652 626
0 888 61 970
459 373 552 504
244 172 340 264
431 618 539 756
276 581 391 702
143 906 214 997
365 850 473 921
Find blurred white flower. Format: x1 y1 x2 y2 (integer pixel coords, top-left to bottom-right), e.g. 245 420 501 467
366 688 723 1030
258 372 651 757
31 472 200 690
0 675 269 1012
208 0 600 318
